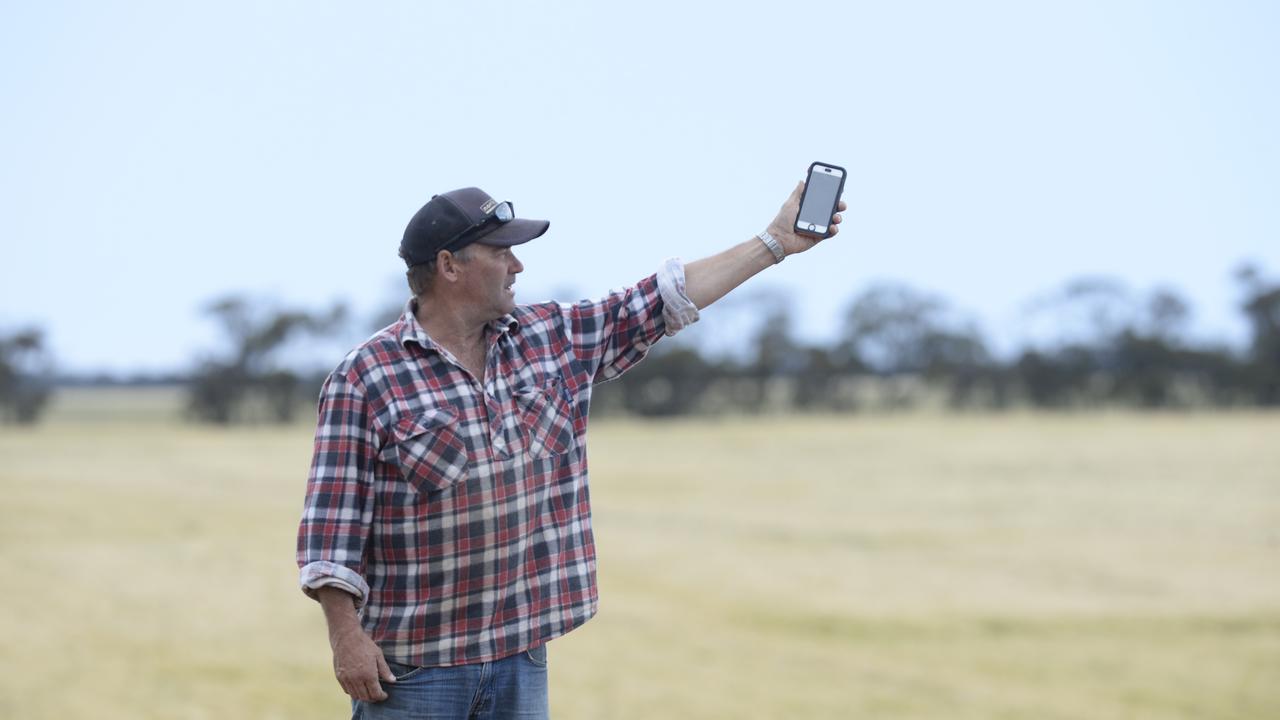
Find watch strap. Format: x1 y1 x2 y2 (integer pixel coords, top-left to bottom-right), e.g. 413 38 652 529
757 230 785 264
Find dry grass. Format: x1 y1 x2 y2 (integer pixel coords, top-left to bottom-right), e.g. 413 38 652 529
1 390 1277 718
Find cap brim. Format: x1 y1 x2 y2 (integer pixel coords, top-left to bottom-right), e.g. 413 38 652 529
472 218 550 247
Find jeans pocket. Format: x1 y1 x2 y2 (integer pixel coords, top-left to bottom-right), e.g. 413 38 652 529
385 660 425 682
523 643 547 668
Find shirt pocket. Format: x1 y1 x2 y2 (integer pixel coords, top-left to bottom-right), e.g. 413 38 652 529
384 407 469 494
514 379 576 458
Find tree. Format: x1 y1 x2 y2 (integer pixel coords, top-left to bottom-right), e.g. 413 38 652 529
752 301 801 379
840 283 990 376
187 297 348 423
609 345 717 416
792 346 853 411
1104 287 1197 407
1236 263 1280 405
1144 287 1191 343
1016 278 1133 406
1022 277 1134 354
0 328 54 424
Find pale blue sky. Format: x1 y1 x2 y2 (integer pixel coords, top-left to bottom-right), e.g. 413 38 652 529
2 1 1277 374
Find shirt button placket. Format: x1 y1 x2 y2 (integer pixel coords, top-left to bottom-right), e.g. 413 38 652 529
485 390 506 456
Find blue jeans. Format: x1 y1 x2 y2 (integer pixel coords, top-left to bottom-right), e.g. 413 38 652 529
352 644 549 720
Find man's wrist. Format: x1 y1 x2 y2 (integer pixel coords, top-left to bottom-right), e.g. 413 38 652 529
757 230 785 264
330 623 367 647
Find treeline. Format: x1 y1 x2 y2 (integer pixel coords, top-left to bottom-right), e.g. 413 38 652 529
598 264 1280 415
2 265 1277 424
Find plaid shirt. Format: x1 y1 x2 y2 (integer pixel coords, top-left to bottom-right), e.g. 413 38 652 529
297 274 668 667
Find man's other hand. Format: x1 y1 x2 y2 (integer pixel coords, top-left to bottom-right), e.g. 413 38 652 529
331 625 396 702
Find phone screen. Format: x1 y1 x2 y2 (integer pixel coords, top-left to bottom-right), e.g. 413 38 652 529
796 169 843 231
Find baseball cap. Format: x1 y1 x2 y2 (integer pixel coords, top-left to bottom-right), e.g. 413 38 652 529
399 187 550 267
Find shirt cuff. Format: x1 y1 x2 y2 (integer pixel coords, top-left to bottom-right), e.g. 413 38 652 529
658 257 699 336
299 561 371 608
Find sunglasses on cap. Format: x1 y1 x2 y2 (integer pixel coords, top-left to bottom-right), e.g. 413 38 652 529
440 201 516 252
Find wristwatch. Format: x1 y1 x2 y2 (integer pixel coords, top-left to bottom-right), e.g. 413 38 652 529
757 230 785 264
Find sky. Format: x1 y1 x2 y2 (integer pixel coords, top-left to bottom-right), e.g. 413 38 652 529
2 0 1278 375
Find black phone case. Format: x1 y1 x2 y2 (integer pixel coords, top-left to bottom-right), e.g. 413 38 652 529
794 161 847 238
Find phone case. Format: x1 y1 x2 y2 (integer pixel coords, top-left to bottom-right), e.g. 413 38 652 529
794 161 848 238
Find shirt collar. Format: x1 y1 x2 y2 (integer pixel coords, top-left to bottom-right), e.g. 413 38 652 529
397 299 519 350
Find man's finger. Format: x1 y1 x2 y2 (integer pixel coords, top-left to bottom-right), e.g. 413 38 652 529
838 200 848 212
353 678 379 702
377 653 397 683
365 679 389 702
832 213 842 224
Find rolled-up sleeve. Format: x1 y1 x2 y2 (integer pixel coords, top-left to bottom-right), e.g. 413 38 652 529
296 369 378 607
561 273 672 383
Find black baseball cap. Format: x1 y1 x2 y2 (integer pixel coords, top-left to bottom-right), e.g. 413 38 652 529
399 187 550 267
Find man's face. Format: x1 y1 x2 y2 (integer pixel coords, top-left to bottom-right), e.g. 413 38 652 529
456 243 524 318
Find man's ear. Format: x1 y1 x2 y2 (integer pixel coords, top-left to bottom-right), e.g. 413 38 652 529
436 250 463 281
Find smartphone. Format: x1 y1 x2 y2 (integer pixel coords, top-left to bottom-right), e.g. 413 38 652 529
794 162 847 237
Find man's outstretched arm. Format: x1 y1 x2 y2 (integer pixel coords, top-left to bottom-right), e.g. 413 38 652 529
684 181 847 310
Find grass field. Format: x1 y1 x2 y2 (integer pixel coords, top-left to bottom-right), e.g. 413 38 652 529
1 388 1278 718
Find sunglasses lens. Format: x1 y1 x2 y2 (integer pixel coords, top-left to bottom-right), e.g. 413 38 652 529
494 202 514 222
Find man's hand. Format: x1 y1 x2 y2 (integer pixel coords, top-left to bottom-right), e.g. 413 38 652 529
330 624 396 702
682 177 851 309
317 586 396 703
765 181 848 257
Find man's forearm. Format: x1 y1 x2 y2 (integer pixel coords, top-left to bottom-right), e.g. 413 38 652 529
683 235 776 310
318 585 364 643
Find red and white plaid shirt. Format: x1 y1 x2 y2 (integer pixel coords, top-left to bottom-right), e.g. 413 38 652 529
297 273 672 667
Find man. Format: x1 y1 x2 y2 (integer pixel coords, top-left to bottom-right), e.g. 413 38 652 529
297 181 845 718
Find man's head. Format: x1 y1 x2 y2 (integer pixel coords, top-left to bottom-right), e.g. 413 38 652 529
399 187 549 310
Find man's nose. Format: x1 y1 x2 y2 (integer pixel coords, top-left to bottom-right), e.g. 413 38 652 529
510 253 524 274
